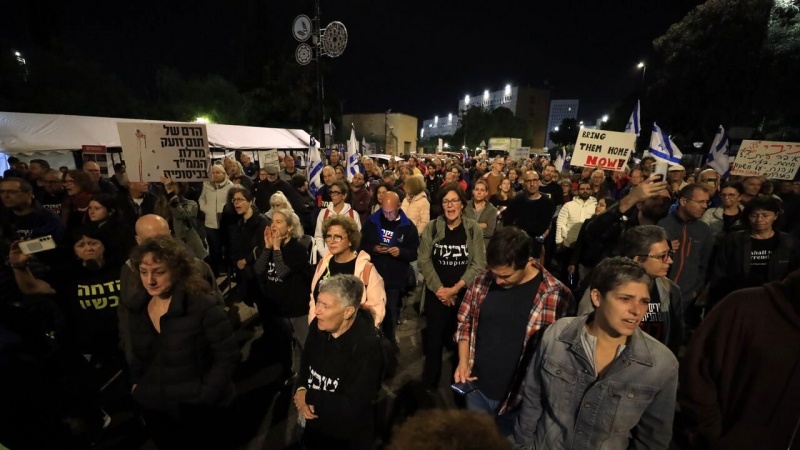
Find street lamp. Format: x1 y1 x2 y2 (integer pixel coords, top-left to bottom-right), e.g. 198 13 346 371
637 62 646 87
13 50 28 81
602 114 609 122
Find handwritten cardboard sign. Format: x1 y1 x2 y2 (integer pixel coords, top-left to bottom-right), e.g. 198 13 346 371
731 140 800 180
117 122 210 183
571 129 635 170
257 149 280 168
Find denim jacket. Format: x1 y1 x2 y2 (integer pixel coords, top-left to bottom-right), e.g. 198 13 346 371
513 314 678 450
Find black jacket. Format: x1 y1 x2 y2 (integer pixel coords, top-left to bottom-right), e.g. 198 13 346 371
298 310 383 444
253 238 311 318
709 230 800 307
127 284 239 411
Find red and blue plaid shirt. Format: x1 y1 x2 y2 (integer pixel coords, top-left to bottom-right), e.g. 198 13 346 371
455 261 575 413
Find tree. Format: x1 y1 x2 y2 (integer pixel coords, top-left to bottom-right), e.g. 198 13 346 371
549 118 581 147
451 105 534 150
648 0 799 141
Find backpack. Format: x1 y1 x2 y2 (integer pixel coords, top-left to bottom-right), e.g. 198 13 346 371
323 208 357 221
360 263 399 380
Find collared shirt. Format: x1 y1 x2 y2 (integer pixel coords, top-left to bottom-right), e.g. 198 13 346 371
456 261 575 413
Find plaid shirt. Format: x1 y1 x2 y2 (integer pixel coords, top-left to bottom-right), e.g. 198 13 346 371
455 261 575 414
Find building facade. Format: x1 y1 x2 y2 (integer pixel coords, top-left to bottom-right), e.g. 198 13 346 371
421 113 459 139
421 84 552 149
546 99 580 148
343 112 418 156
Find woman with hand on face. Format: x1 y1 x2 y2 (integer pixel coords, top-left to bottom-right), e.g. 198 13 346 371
417 182 486 392
308 215 386 329
125 236 239 449
254 209 311 379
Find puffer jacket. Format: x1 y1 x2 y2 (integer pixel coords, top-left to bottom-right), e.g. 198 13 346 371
199 179 233 229
401 192 431 236
308 251 386 327
126 284 240 411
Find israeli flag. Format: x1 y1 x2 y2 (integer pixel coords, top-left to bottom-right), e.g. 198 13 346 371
554 147 567 171
625 99 641 136
648 123 683 165
706 125 730 176
346 124 361 181
306 136 324 197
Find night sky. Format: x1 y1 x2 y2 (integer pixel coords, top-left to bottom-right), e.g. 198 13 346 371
4 0 704 126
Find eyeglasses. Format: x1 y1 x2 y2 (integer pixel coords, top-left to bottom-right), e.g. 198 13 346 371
232 197 249 204
639 250 673 263
685 198 711 206
442 199 461 206
324 234 344 242
329 190 343 196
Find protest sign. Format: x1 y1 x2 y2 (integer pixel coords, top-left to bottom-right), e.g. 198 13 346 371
514 147 530 161
571 129 636 170
117 122 210 182
257 149 280 168
731 140 800 180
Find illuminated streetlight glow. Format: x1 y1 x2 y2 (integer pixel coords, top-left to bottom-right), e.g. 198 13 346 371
448 113 452 124
505 84 511 95
483 90 489 100
637 62 647 86
602 114 609 122
554 126 559 132
464 94 470 105
434 115 438 125
194 116 210 124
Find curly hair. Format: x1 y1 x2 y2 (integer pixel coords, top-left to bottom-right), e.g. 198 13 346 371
130 235 211 296
321 215 361 250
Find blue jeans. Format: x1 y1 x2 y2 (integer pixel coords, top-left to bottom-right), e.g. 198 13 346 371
466 388 519 437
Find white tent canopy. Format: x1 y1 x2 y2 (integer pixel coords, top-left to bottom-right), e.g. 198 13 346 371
0 111 312 155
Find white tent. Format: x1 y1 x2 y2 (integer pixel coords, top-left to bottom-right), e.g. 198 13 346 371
0 111 312 154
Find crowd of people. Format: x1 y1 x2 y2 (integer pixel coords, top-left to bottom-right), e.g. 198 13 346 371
1 149 799 450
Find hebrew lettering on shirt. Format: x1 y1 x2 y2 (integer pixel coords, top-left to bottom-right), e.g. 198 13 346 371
92 297 108 309
308 367 340 392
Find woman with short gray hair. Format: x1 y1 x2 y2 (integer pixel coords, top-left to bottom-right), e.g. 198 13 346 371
294 274 384 449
